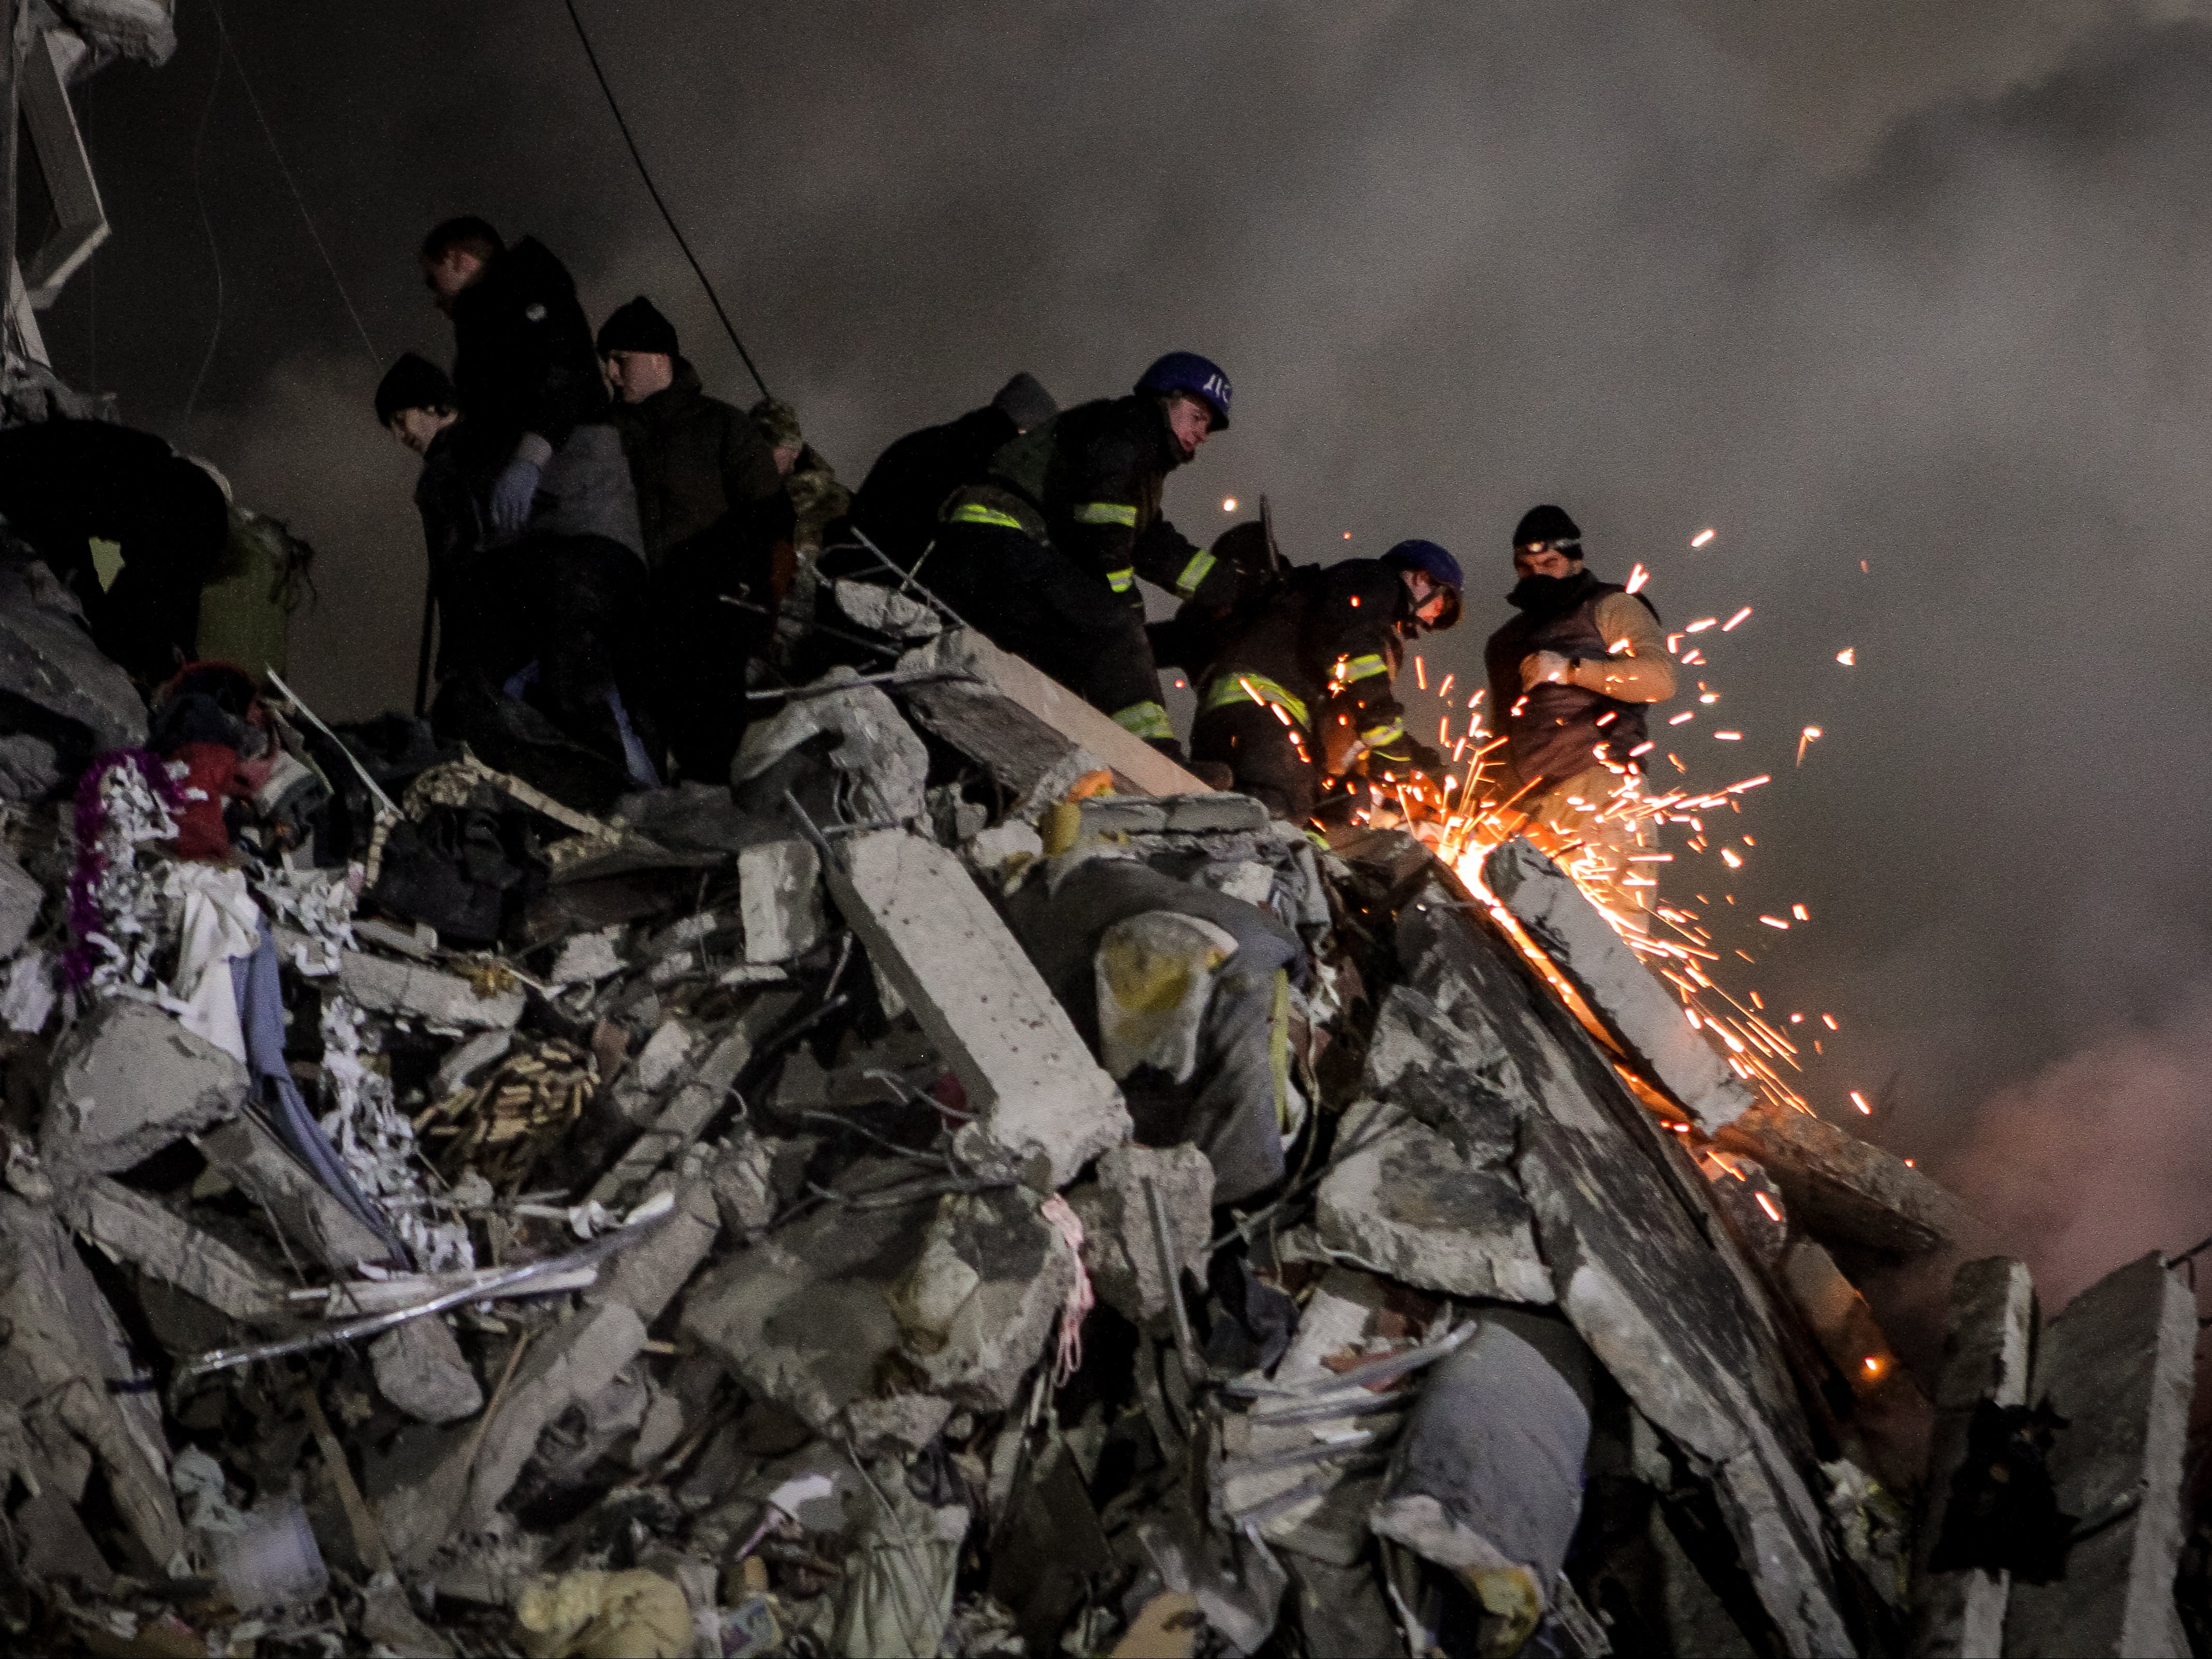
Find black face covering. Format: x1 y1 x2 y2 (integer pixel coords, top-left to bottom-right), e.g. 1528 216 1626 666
1506 569 1594 621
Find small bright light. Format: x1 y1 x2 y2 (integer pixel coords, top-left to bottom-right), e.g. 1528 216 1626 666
1690 528 1716 547
1836 648 1856 666
1223 497 1238 512
1849 1090 1872 1114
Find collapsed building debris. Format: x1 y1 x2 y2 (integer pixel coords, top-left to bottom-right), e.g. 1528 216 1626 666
0 472 2202 1658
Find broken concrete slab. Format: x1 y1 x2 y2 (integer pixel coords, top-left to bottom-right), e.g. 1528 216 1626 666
1911 1256 2034 1659
547 925 627 985
732 670 931 824
1483 838 1754 1133
894 630 1108 805
338 950 525 1030
2004 1253 2194 1659
370 1317 484 1425
431 1029 513 1099
887 1186 1077 1411
197 1113 393 1271
1066 1143 1211 1325
1315 1098 1551 1305
589 1177 721 1325
901 627 1204 800
41 999 249 1177
0 556 149 759
827 829 1129 1188
57 1174 285 1321
1779 1239 1903 1398
738 837 824 963
587 1002 790 1206
1717 1101 1964 1257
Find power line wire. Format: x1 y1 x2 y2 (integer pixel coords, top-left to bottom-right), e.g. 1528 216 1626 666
560 0 771 400
182 35 226 418
203 0 382 373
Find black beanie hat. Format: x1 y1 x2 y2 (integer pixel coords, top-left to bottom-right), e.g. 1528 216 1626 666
596 296 679 357
374 353 456 426
1512 504 1581 549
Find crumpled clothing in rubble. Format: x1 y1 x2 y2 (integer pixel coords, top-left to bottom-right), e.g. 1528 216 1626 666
1004 854 1302 1204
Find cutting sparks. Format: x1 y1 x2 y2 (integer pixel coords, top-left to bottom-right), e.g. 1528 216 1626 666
1722 607 1753 631
1626 563 1650 593
1691 528 1716 547
1849 1091 1872 1115
1836 648 1855 666
1796 725 1821 764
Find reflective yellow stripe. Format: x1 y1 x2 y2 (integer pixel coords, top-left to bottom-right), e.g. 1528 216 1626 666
948 503 1024 530
1342 653 1390 683
1107 566 1136 594
1111 701 1175 741
1202 672 1309 729
1362 719 1406 749
1175 548 1217 597
1073 501 1139 527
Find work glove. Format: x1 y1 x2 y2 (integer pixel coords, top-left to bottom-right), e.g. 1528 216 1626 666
489 457 542 533
1520 650 1574 690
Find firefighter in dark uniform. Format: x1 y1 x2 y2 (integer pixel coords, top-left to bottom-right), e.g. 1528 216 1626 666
929 352 1239 756
1479 504 1676 916
1190 540 1463 824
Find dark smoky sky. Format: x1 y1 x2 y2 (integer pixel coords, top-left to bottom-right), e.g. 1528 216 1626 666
52 1 2212 1301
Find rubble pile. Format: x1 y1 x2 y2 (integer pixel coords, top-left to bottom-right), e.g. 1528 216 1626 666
0 563 2196 1658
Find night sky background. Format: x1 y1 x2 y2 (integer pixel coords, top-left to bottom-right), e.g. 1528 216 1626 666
49 1 2212 1312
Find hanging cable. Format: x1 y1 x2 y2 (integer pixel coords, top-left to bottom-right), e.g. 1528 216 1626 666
203 0 382 373
560 0 771 400
182 33 226 418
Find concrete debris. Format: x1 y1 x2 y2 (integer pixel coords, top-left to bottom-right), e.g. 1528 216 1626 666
0 453 2104 1659
827 827 1130 1187
2004 1254 2195 1659
1484 836 1756 1133
41 997 248 1176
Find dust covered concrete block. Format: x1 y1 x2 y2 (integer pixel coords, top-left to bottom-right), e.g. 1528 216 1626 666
57 1175 284 1321
338 950 525 1029
887 1187 1077 1410
1066 1143 1212 1324
1483 838 1753 1133
1316 1098 1552 1305
0 558 149 756
2004 1254 2195 1659
0 851 39 959
1911 1256 2034 1659
460 1301 647 1533
1717 1101 1963 1256
827 829 1129 1188
739 837 825 963
42 1000 248 1176
370 1317 483 1424
197 1113 392 1270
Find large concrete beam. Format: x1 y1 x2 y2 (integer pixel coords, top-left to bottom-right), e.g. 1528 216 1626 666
901 627 1205 801
1717 1101 1964 1256
1483 839 1754 1133
2003 1254 2194 1659
1911 1257 2034 1659
826 829 1129 1188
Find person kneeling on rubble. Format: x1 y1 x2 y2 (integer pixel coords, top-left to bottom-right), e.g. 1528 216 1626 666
597 295 794 783
1004 856 1305 1204
0 419 230 685
1478 504 1675 918
1191 539 1462 826
928 352 1244 761
374 350 655 796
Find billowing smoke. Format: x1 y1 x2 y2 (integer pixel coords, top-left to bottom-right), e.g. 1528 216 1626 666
53 2 2212 1297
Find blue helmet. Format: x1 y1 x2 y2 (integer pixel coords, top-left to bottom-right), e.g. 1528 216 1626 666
1381 539 1463 591
1135 351 1232 430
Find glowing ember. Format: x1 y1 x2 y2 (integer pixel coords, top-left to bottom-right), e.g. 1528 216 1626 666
1669 711 1695 725
1836 648 1855 666
1758 915 1789 929
1754 1191 1784 1223
1626 563 1650 593
1722 607 1752 631
1713 731 1742 741
1796 725 1821 765
1685 617 1717 633
1223 497 1238 512
1691 528 1716 547
1791 903 1809 921
1849 1090 1872 1114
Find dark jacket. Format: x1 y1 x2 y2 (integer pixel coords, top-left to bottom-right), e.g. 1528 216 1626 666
1484 570 1656 786
985 396 1211 601
448 237 609 455
1201 558 1419 759
850 403 1017 565
606 359 785 567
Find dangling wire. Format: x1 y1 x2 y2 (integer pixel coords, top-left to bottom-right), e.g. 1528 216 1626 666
560 0 771 400
203 0 381 372
182 33 227 418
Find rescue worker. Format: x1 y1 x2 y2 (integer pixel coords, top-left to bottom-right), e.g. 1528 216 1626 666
748 397 849 557
597 296 793 780
930 352 1239 755
0 419 230 685
1191 539 1461 824
1479 504 1676 916
845 372 1058 568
